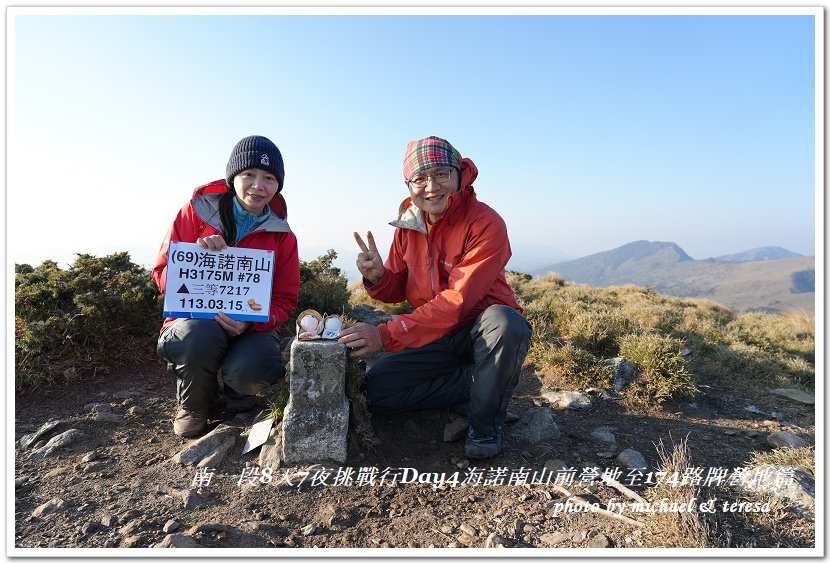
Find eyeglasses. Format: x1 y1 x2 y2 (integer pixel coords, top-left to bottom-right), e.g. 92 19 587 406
406 168 454 189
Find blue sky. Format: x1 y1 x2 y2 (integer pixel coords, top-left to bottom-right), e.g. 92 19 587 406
9 8 820 278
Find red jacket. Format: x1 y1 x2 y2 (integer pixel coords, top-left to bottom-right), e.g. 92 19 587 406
152 180 300 334
367 158 522 351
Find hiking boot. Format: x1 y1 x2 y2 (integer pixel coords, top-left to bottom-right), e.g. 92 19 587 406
173 408 207 438
464 426 503 459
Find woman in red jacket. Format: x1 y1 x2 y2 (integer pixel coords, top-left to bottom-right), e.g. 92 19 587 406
152 136 300 438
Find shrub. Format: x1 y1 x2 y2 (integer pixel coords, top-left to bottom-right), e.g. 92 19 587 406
287 250 352 333
618 332 696 402
15 253 162 389
531 342 611 389
348 281 413 315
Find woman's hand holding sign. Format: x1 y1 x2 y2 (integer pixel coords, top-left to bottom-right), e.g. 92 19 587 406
197 234 228 252
354 231 385 285
214 311 251 337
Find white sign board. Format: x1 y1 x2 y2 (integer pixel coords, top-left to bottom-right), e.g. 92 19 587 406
241 417 275 455
163 241 274 322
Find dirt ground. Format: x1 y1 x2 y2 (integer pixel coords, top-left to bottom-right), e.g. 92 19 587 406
13 353 816 552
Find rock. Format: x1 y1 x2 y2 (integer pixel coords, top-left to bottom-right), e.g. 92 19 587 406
120 508 142 522
456 534 476 546
172 424 239 467
100 513 117 527
282 339 349 464
440 525 455 535
590 427 616 445
92 412 123 423
616 448 647 470
198 435 236 468
119 519 144 536
509 407 561 443
485 533 508 548
181 489 209 509
258 427 283 471
587 534 613 548
603 357 640 391
163 519 180 533
301 523 318 536
18 420 62 450
154 534 205 548
85 403 112 413
350 304 394 326
585 387 622 401
544 459 569 473
767 431 809 449
459 523 478 536
770 388 815 405
540 531 571 545
189 523 235 534
32 498 67 517
81 451 102 463
731 464 814 509
28 429 84 459
541 390 592 410
443 418 469 442
127 406 147 416
122 535 143 547
81 521 100 534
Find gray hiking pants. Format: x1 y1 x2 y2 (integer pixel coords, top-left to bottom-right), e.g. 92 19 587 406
364 304 532 437
157 318 286 411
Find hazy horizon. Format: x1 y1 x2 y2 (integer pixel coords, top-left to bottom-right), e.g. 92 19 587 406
9 8 820 276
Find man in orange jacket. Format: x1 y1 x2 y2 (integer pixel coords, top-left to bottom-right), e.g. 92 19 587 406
339 136 531 459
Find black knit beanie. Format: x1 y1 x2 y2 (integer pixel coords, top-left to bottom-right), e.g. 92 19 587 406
225 135 285 192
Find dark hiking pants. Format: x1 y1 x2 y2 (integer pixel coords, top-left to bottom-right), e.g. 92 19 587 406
157 318 286 411
364 304 532 437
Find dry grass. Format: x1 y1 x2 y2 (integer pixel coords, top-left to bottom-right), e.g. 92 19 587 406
749 446 815 476
509 275 814 402
639 436 816 548
348 281 413 315
345 356 374 454
641 436 720 548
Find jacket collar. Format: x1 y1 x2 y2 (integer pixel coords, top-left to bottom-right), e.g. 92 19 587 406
190 180 291 235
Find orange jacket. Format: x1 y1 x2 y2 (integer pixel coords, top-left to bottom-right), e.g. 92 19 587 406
152 180 300 334
366 158 522 351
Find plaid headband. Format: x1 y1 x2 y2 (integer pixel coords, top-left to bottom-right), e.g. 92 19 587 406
402 136 462 180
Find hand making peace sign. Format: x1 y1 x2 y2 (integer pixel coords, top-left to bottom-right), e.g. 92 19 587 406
354 231 385 285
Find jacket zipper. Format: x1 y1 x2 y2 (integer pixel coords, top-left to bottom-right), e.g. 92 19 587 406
426 228 437 297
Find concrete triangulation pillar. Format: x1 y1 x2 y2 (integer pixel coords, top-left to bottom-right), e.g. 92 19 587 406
281 338 349 464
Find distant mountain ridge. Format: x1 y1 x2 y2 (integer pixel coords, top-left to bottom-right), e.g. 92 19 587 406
711 246 802 263
534 240 814 314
